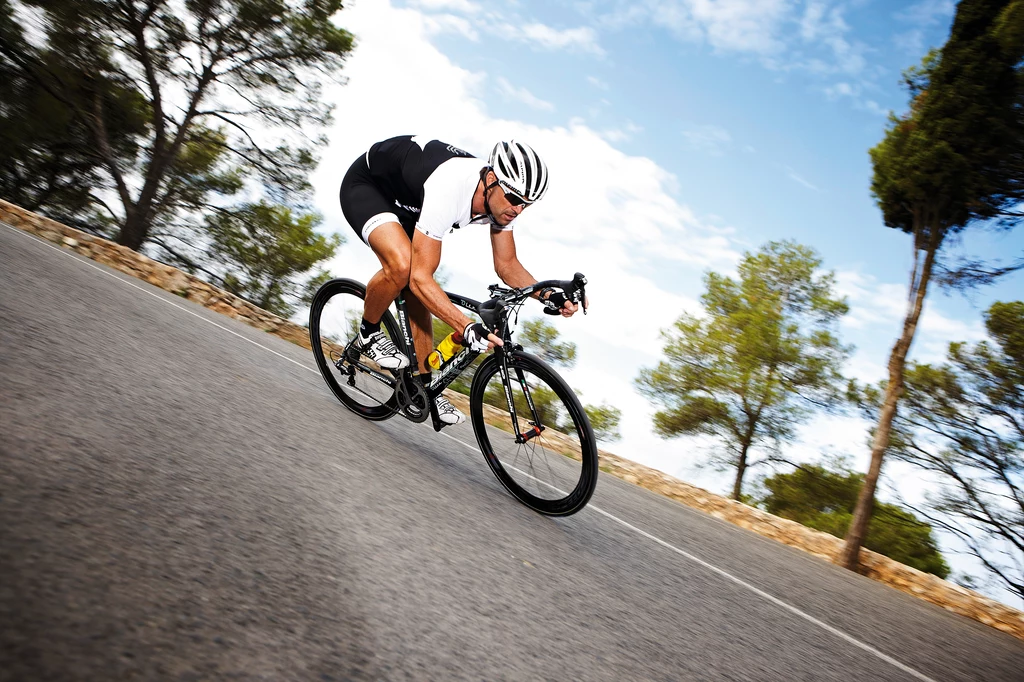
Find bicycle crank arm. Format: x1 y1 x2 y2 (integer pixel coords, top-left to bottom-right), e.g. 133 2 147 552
395 374 431 424
336 357 398 390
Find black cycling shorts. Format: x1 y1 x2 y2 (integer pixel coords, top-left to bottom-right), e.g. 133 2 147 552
339 154 418 243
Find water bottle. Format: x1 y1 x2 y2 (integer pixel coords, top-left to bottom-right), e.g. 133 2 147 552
427 330 464 370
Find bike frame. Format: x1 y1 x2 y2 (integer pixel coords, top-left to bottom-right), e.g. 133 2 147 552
312 272 596 515
390 288 486 399
389 274 584 434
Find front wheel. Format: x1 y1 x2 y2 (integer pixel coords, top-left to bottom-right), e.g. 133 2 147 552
470 351 598 516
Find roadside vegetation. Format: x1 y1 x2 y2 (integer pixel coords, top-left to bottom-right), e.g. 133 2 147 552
0 0 351 315
2 0 1021 595
636 0 1023 592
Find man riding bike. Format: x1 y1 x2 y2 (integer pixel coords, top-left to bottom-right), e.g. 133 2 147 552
339 135 582 426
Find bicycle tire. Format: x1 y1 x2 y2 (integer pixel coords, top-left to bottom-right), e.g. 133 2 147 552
469 350 598 516
309 278 406 421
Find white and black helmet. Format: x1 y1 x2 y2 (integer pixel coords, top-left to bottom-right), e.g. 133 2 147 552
488 140 549 203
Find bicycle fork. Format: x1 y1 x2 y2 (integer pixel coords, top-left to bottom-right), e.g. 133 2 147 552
500 356 546 444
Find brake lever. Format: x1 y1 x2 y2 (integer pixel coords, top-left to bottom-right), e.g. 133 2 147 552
573 272 588 315
478 297 507 332
541 273 588 316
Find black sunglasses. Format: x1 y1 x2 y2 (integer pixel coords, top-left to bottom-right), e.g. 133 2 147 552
504 191 532 207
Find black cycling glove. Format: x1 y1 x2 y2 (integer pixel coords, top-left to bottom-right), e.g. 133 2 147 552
541 288 568 314
463 322 493 353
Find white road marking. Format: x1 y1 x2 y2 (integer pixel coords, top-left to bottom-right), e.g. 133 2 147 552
5 224 319 375
438 420 935 680
9 222 937 682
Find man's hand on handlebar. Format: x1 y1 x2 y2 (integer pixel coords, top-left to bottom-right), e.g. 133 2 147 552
463 322 503 352
541 289 588 318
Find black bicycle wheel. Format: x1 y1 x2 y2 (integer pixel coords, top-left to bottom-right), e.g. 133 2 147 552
309 278 405 420
469 350 598 516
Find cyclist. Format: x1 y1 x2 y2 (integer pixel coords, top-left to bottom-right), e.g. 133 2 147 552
339 135 582 426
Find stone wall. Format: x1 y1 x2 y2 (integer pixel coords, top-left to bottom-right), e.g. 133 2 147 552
4 198 1023 642
0 200 313 352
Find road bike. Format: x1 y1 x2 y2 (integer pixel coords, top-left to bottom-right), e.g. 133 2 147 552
308 273 598 516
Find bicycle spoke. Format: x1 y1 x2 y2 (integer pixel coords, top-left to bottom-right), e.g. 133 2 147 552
309 279 404 421
471 351 597 515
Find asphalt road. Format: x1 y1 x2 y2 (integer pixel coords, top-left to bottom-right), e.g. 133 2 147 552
2 222 1023 681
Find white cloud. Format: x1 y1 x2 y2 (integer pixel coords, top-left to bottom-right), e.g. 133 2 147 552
835 268 987 374
586 75 610 90
798 1 866 75
836 269 906 328
681 123 732 156
411 2 604 56
496 77 555 111
596 1 877 109
408 0 481 12
314 0 738 370
893 28 925 55
895 0 955 25
782 164 819 192
599 120 643 143
823 81 889 116
799 0 829 42
862 99 888 116
649 0 792 54
421 13 479 41
518 23 605 55
825 81 855 99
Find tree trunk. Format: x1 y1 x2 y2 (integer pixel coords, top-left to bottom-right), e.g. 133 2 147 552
839 224 942 570
732 440 751 501
117 207 149 251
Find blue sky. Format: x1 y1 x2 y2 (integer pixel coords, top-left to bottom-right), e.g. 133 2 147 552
311 0 1023 599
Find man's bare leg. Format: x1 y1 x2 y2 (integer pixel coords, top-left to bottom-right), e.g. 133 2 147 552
363 222 435 377
364 223 411 324
405 293 433 375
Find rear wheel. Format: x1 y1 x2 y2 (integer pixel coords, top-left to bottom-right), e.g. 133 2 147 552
470 351 598 516
309 278 405 420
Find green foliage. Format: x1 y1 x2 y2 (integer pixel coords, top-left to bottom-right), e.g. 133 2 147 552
991 0 1024 61
301 270 334 309
585 403 622 443
477 318 611 440
482 378 564 430
843 2 1024 568
0 0 354 248
204 202 341 318
850 300 1024 599
0 5 146 229
433 265 452 289
636 240 851 499
870 0 1024 240
518 318 577 368
761 465 950 578
432 317 456 347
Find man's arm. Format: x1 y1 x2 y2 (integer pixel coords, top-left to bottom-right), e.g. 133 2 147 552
490 228 537 288
409 231 475 332
408 231 503 348
490 229 581 316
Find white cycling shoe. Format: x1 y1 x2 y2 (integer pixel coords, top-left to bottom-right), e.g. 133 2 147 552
435 394 466 425
354 330 410 370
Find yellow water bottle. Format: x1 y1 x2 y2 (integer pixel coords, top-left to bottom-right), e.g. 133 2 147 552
427 330 465 370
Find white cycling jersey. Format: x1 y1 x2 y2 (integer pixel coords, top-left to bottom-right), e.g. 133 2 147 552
356 135 516 241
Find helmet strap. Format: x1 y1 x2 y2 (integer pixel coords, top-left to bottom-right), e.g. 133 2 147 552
475 166 501 225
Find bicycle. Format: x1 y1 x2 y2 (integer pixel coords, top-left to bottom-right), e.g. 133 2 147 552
308 273 598 516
